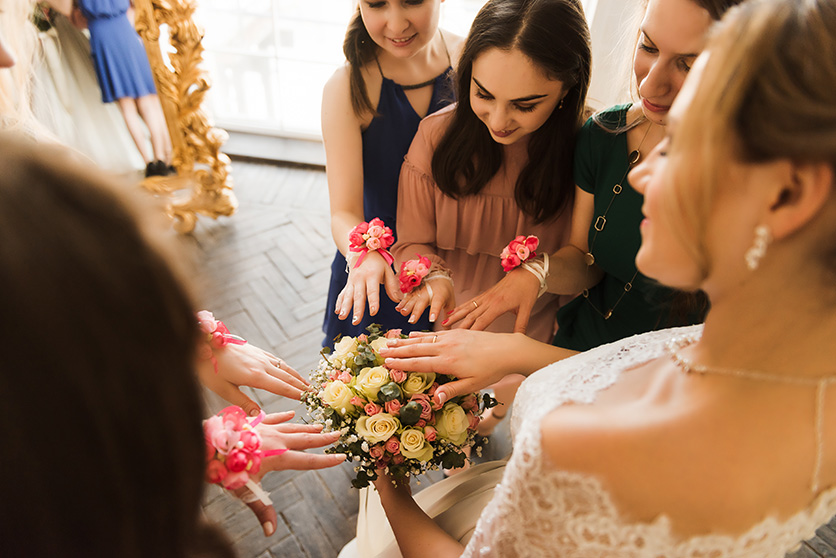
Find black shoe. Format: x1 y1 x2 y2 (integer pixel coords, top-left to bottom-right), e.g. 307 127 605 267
145 160 170 177
145 161 158 177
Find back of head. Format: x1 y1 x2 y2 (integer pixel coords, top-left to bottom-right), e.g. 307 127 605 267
671 0 836 277
0 135 224 557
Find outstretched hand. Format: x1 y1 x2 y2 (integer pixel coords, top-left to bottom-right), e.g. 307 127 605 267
335 251 402 325
237 411 346 536
198 343 309 416
396 276 455 325
443 268 540 333
379 330 521 403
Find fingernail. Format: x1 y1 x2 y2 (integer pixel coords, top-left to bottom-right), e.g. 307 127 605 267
429 313 436 322
263 521 275 537
370 306 377 313
249 408 260 417
447 310 454 315
408 316 416 324
437 392 447 405
441 319 449 325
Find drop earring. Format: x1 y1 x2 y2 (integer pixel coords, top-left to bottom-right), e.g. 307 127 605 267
744 224 772 271
558 98 564 109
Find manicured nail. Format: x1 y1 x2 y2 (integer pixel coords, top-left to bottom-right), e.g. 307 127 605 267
447 310 454 315
249 408 260 417
370 306 377 314
441 319 449 326
263 521 275 537
408 316 416 324
429 313 436 322
437 392 448 405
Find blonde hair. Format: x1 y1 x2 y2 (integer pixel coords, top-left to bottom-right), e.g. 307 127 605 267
668 0 836 275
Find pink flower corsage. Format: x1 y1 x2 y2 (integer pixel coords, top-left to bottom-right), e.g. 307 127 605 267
398 255 431 294
197 311 247 374
500 235 539 272
204 406 287 497
348 218 395 268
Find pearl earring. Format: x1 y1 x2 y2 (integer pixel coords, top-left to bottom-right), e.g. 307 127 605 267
744 224 772 271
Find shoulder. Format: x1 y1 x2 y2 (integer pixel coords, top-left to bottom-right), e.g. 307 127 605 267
406 104 457 171
440 29 465 69
322 63 383 129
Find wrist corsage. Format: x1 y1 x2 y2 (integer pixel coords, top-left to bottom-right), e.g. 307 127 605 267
500 235 539 271
348 218 395 268
500 236 549 298
197 311 247 374
399 255 431 294
204 406 287 502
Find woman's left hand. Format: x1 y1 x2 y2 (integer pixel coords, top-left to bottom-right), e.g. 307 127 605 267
443 267 540 333
197 343 310 416
396 277 455 324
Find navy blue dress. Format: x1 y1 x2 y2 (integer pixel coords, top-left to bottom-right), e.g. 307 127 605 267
322 68 455 348
80 0 157 104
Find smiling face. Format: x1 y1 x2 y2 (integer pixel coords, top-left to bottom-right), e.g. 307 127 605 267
469 47 565 145
633 0 712 125
359 0 443 59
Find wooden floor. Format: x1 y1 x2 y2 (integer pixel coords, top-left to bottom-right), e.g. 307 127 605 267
188 157 836 558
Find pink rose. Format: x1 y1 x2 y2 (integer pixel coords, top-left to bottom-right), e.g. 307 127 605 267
501 254 521 272
427 382 439 397
355 222 369 234
467 412 480 431
222 470 250 490
247 453 262 475
367 224 385 238
385 436 401 454
219 406 247 429
375 458 390 470
338 371 352 384
366 237 382 251
226 449 250 473
369 445 385 459
364 402 383 416
196 310 218 334
208 423 237 454
515 245 531 260
392 454 405 465
416 419 427 428
524 236 539 252
390 369 407 383
210 331 229 348
329 372 339 382
410 394 434 420
385 400 402 415
358 334 368 343
205 459 228 484
349 231 365 247
350 396 366 406
460 394 478 411
238 430 261 453
385 329 403 339
423 426 438 442
431 393 444 410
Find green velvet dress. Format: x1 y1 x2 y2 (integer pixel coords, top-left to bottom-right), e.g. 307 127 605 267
552 104 704 351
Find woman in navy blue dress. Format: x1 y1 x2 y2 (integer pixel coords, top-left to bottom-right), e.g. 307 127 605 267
320 1 462 347
79 0 172 176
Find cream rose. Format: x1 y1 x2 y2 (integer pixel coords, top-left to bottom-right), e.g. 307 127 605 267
399 428 434 462
370 337 389 354
401 372 436 397
331 336 358 364
355 413 400 444
435 402 469 445
355 366 390 401
321 380 355 413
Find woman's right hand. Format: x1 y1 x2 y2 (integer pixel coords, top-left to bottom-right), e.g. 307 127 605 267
335 250 402 325
395 275 455 324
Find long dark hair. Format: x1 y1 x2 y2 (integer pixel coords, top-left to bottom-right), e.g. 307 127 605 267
343 7 379 117
0 135 231 558
431 0 590 223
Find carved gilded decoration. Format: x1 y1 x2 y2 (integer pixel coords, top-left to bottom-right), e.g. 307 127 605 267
133 0 237 233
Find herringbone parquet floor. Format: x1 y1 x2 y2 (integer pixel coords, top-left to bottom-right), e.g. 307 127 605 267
188 158 512 558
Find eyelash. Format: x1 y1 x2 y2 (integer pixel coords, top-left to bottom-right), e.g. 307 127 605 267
474 90 538 113
639 43 692 72
367 0 423 7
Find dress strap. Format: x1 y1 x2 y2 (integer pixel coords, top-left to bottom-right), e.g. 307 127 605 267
373 55 384 78
812 378 836 493
439 30 452 66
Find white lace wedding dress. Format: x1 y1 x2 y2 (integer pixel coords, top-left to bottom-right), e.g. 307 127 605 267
345 325 836 557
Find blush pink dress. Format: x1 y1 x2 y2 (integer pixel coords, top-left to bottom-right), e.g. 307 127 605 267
393 104 572 342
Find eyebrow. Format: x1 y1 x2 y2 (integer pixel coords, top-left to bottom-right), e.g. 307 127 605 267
641 31 700 59
472 77 549 102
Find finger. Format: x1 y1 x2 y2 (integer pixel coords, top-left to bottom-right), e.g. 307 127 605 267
513 302 533 335
260 411 296 425
443 304 474 328
215 384 262 417
382 355 437 373
352 281 367 325
383 268 403 304
366 277 381 317
408 293 430 324
435 378 484 404
272 423 325 434
397 294 417 317
337 284 353 320
269 451 347 471
270 357 309 387
251 370 306 400
428 290 448 323
380 331 440 350
470 307 505 332
244 499 278 537
279 430 342 451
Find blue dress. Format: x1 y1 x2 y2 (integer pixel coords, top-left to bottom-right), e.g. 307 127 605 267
322 68 455 348
79 0 157 104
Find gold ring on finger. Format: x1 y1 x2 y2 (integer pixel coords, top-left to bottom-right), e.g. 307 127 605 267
472 301 479 309
432 335 438 343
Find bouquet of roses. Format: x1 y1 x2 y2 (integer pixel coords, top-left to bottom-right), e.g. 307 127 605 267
303 325 496 488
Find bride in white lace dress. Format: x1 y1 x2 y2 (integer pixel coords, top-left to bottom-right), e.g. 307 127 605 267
346 0 836 555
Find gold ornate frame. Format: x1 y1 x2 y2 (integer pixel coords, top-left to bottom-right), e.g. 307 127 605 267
133 0 237 233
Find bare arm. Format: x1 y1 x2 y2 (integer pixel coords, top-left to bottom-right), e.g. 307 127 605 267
544 187 603 295
322 68 400 323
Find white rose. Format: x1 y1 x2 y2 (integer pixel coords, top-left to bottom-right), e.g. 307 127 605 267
399 428 434 462
321 380 355 413
355 366 390 401
435 403 469 445
331 336 359 363
401 372 436 397
355 413 400 444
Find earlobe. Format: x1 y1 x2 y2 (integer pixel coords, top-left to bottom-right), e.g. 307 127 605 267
767 162 833 241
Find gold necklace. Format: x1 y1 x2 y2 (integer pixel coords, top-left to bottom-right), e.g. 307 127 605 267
582 123 652 320
666 334 836 492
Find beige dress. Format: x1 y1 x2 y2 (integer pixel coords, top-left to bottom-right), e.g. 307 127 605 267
392 104 572 343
